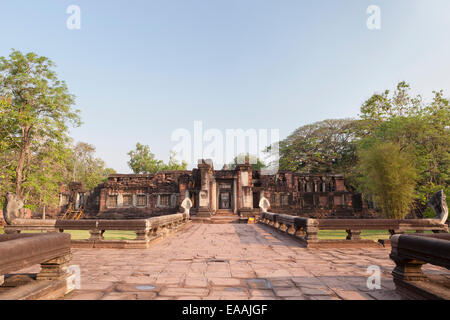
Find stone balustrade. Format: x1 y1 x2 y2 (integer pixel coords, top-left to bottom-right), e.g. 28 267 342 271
3 212 190 249
389 233 450 299
259 212 448 248
0 232 73 299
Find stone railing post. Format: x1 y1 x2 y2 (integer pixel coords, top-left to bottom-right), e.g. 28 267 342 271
36 253 72 281
135 229 149 241
305 219 319 241
89 229 104 241
346 229 362 240
391 257 427 281
389 234 428 281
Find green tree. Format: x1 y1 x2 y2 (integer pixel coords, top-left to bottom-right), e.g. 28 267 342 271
23 141 71 210
358 82 449 208
67 142 116 190
0 97 16 199
127 143 163 174
275 119 358 174
358 142 418 219
127 143 187 174
0 50 81 197
161 151 188 171
228 154 267 170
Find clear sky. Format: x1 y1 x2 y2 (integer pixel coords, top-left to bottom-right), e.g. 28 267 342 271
1 1 449 172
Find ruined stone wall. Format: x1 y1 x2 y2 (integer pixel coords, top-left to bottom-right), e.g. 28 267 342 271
55 162 374 219
255 171 371 219
94 172 192 219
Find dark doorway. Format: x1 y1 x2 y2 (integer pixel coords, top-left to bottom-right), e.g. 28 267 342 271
219 191 231 209
253 192 259 209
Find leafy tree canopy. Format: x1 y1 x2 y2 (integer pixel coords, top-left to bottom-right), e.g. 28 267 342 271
0 49 81 208
357 141 418 219
276 119 358 174
357 82 449 208
228 154 267 170
127 143 187 174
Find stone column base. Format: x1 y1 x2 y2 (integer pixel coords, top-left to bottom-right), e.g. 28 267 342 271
37 253 72 281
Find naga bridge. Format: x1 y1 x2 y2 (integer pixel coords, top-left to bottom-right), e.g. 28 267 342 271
0 161 449 301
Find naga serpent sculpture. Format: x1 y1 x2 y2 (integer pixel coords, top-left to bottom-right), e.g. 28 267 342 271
427 189 448 225
2 192 25 225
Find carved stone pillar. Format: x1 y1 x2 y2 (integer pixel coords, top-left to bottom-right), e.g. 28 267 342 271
237 160 253 217
197 160 213 217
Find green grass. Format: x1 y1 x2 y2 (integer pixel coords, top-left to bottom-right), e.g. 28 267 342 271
318 230 391 240
1 226 433 242
0 228 136 240
318 229 433 240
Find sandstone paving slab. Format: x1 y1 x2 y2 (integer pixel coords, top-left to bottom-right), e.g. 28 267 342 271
209 277 243 286
273 287 304 297
333 289 374 300
159 287 209 297
184 277 208 287
101 292 137 300
55 224 449 300
249 289 276 298
65 290 105 300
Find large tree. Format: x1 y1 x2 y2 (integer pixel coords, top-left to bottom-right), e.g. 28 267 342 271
357 82 449 207
357 142 418 219
0 50 81 197
67 142 116 190
127 143 187 174
276 119 358 174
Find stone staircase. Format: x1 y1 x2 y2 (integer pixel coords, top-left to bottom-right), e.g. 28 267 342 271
191 212 243 224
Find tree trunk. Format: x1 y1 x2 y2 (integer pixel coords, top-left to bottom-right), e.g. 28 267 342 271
15 128 30 197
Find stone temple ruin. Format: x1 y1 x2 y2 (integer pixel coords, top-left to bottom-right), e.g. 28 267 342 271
56 159 371 221
1 159 448 301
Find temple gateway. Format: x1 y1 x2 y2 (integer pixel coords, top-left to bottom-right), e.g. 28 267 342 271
59 159 371 220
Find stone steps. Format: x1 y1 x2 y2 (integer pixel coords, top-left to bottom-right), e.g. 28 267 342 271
191 215 244 224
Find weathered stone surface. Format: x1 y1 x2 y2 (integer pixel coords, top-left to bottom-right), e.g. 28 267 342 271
2 193 24 225
427 190 448 224
49 224 449 301
390 233 450 299
57 159 367 220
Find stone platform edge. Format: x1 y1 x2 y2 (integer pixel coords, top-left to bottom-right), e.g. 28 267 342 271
70 221 192 249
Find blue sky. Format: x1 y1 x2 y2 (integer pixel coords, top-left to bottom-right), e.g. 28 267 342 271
1 1 450 172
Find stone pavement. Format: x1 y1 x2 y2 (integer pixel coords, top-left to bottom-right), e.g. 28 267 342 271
20 223 450 300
